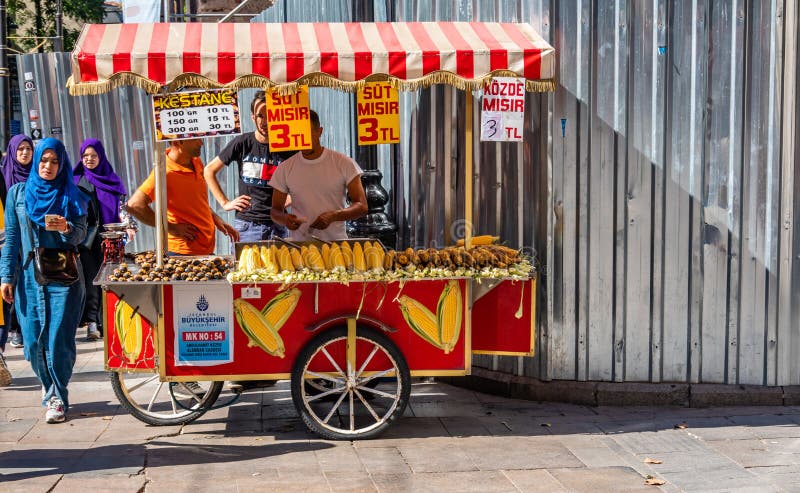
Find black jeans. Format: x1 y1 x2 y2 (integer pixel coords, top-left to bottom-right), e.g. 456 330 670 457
79 238 103 331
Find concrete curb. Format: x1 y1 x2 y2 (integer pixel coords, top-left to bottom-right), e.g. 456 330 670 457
443 367 796 407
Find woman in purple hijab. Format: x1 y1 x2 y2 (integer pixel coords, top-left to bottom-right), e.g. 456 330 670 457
0 134 33 373
73 138 127 340
1 134 34 196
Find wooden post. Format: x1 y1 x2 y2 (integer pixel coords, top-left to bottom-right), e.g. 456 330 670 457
153 141 168 266
465 91 473 249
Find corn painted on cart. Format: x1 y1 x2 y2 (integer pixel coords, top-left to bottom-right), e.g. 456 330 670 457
68 21 555 439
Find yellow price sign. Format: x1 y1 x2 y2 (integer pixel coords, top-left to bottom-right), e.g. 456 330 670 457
356 82 400 145
265 86 312 151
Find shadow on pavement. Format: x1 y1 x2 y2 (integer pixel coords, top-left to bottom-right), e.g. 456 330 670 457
0 440 333 482
1 345 102 363
2 371 115 388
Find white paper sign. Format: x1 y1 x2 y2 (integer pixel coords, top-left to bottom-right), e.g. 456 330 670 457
480 77 526 142
122 0 161 23
173 284 233 366
152 89 241 141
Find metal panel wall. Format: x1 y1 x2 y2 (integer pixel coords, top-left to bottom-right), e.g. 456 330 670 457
547 0 799 386
15 0 799 385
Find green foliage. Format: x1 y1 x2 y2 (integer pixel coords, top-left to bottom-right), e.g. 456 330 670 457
8 0 105 52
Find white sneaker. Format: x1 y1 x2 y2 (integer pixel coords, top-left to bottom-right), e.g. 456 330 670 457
172 381 205 399
0 352 11 387
86 322 101 341
45 397 66 423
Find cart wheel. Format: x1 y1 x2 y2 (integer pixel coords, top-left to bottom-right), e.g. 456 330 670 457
109 371 223 426
291 326 410 440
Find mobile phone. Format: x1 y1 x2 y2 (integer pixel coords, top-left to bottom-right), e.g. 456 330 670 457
45 214 59 231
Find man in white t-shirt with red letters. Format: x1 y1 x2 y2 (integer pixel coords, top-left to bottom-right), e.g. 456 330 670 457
269 110 368 241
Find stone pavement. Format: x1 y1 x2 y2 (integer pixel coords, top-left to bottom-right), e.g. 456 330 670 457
2 340 800 492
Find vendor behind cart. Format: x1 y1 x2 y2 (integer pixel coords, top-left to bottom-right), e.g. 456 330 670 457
126 138 239 255
269 110 368 241
203 91 295 242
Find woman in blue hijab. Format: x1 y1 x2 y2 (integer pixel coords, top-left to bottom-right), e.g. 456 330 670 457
0 138 87 424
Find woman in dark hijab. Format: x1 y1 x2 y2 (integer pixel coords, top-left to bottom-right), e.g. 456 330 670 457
73 138 127 340
0 134 34 196
0 138 87 423
0 134 33 355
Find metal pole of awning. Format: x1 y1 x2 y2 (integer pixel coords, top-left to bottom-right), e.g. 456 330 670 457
153 142 168 266
217 0 255 23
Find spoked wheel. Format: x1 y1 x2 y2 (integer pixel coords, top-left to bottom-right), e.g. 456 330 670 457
291 326 411 440
109 371 223 426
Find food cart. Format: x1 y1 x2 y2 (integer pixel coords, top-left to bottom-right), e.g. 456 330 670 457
67 21 555 439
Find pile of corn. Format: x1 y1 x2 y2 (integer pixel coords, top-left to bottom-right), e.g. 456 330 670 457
227 236 533 283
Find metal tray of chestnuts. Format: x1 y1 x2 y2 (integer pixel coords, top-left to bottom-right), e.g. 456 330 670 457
94 250 234 285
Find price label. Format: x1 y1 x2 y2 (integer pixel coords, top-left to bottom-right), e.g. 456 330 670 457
480 77 526 142
265 86 312 151
241 287 261 299
152 89 241 141
356 82 400 145
159 106 237 135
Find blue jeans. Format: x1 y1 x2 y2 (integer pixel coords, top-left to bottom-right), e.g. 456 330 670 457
23 278 85 411
234 219 287 242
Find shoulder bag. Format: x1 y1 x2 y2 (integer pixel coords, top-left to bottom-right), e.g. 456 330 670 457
25 218 80 286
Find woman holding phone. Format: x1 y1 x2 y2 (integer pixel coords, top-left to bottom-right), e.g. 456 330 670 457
0 138 87 423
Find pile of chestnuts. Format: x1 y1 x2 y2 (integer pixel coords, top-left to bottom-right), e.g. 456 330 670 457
107 251 231 282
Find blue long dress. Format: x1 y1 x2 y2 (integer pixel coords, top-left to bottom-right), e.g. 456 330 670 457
0 183 87 410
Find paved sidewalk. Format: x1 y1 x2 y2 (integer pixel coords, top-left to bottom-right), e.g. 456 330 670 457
2 340 800 492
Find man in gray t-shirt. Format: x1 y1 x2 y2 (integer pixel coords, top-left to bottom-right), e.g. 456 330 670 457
269 110 367 241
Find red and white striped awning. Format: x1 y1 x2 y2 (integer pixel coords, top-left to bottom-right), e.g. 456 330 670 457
67 22 555 95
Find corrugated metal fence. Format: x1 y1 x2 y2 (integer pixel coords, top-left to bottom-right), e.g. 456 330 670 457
547 0 799 386
15 0 799 385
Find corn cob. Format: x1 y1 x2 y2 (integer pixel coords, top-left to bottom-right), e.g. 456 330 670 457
321 244 332 270
290 248 304 269
436 280 462 354
397 295 443 349
375 244 385 267
455 235 499 247
260 288 301 331
259 245 272 269
270 245 281 267
249 246 261 271
365 246 383 271
383 250 396 270
233 299 285 358
404 248 420 266
236 245 250 273
329 243 346 269
277 246 295 272
418 249 430 264
362 241 372 251
305 245 325 271
115 299 143 363
395 251 409 266
340 242 354 270
352 242 367 271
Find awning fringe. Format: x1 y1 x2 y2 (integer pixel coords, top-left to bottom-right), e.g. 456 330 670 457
68 70 556 96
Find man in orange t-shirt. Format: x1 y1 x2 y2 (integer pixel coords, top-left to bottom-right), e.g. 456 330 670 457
127 139 238 255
